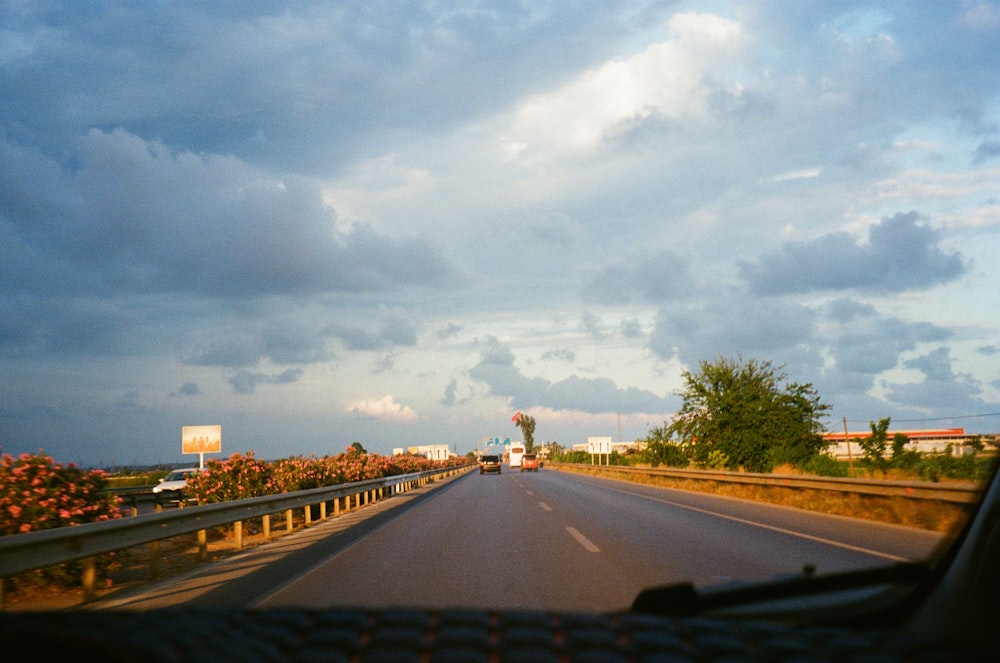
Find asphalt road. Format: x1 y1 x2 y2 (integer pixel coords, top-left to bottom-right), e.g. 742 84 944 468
98 467 944 613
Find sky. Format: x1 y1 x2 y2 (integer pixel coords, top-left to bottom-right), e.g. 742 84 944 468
2 1 1000 467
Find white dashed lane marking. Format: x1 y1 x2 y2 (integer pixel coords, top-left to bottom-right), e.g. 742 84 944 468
566 526 600 553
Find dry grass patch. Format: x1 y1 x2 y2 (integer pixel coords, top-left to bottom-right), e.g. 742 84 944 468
558 465 973 534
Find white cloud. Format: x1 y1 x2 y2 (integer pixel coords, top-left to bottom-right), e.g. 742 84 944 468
347 395 419 423
960 1 1000 31
508 12 743 153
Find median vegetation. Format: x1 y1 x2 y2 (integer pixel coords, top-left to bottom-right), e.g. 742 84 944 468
1 452 122 594
0 446 464 600
186 446 464 503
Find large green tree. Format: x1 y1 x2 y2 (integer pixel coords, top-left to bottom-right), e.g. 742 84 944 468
858 417 891 473
667 355 830 473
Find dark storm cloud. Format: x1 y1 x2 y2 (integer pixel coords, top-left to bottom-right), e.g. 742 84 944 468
185 337 265 369
469 337 674 414
973 140 1000 164
0 129 452 305
739 212 965 295
261 327 335 365
0 2 638 176
649 293 819 368
824 297 878 323
883 347 986 411
828 315 950 375
185 318 338 368
440 377 473 407
0 295 132 356
620 318 644 339
323 313 419 352
542 349 575 363
583 250 693 304
229 368 304 395
815 296 949 382
440 378 458 407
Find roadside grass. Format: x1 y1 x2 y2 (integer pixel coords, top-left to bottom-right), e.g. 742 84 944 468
553 463 976 534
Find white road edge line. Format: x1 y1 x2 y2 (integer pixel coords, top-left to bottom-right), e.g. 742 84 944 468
603 484 910 562
566 526 600 553
539 501 552 512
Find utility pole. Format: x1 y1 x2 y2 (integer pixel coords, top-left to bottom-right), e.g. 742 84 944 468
843 416 854 476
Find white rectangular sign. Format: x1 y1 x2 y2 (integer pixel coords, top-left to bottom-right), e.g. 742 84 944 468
587 436 612 454
182 425 221 454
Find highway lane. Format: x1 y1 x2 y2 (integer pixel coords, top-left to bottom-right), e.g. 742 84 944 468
253 467 945 612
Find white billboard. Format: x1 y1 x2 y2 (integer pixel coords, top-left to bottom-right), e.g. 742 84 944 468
182 425 221 454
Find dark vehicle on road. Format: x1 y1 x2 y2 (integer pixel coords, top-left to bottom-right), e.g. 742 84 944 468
479 454 501 474
520 453 539 472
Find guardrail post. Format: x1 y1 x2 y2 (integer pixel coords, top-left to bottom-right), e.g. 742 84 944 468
333 497 340 516
197 529 207 562
149 541 160 579
285 509 293 533
263 514 271 540
319 501 327 521
82 556 97 603
304 504 312 526
234 520 243 550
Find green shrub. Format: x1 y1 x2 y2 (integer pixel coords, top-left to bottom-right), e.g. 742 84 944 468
643 442 689 468
916 452 994 483
803 453 849 477
704 450 730 470
552 450 591 464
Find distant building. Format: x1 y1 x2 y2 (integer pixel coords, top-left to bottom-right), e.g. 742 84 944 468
394 444 452 461
570 439 645 455
821 428 979 459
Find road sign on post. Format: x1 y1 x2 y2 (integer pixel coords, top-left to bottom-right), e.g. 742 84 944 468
588 436 612 466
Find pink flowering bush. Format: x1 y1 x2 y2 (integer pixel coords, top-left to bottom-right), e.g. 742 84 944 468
0 452 121 536
0 451 122 586
271 455 330 492
187 449 465 503
388 453 437 474
187 451 275 504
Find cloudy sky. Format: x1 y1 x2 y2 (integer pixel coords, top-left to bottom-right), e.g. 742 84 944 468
3 1 1000 466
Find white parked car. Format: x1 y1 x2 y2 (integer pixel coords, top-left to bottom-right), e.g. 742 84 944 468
151 467 202 499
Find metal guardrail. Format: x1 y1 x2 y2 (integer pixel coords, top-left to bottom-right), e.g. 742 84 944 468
0 464 472 601
106 485 172 515
546 463 985 504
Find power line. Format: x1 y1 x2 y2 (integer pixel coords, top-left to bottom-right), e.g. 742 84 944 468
845 412 1000 425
